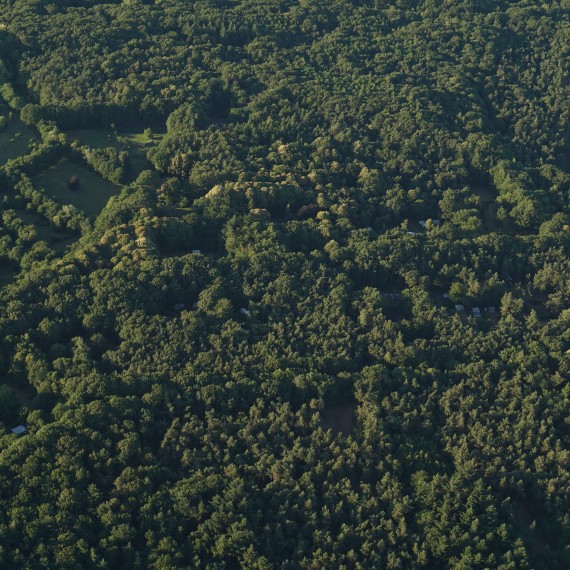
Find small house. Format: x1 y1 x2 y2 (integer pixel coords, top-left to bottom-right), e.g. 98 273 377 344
443 293 450 299
419 220 427 228
11 425 27 435
174 303 185 311
472 307 482 318
383 292 401 299
191 249 201 254
240 307 250 316
455 304 465 313
488 306 496 314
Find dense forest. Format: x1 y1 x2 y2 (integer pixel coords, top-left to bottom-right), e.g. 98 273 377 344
0 0 569 567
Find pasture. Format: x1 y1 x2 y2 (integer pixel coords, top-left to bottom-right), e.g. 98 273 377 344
66 128 161 182
32 159 121 217
0 117 38 165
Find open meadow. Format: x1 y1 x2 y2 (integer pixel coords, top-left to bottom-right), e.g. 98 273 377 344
66 128 161 182
32 158 121 217
0 117 38 165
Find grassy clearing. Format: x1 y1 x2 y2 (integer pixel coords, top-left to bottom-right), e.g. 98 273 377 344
0 117 38 165
66 127 162 182
474 185 500 232
32 158 120 217
322 402 356 436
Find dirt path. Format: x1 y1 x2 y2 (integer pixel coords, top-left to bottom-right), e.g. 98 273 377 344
322 402 356 436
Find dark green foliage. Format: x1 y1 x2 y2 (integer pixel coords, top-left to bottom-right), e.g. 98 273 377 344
80 146 128 184
0 0 569 568
0 385 20 424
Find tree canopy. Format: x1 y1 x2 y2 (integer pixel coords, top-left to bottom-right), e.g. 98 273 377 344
0 0 569 568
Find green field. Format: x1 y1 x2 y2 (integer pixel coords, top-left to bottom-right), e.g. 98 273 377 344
66 128 161 182
0 117 38 165
32 158 121 217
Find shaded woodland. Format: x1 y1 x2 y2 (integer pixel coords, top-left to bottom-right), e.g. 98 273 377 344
0 0 569 568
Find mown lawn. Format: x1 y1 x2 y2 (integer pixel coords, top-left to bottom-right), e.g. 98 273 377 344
66 128 162 182
32 158 121 217
0 117 38 165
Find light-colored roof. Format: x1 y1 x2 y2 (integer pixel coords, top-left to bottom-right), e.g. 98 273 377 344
383 292 401 298
11 425 27 435
455 304 465 312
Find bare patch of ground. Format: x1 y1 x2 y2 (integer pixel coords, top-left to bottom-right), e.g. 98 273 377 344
512 499 553 558
322 402 357 436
